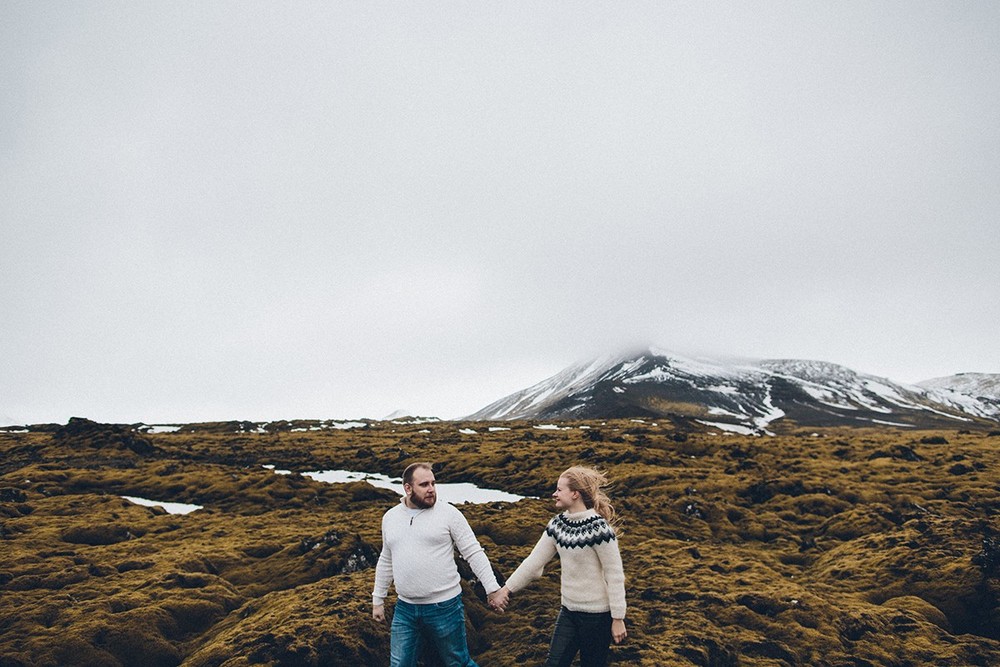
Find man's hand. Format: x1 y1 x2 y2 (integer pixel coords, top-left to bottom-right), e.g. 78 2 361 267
487 586 510 612
611 618 627 644
373 604 385 622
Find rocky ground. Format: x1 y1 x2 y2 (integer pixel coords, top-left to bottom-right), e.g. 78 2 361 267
1 417 999 666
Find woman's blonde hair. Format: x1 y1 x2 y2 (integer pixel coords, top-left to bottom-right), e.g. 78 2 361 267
561 466 622 533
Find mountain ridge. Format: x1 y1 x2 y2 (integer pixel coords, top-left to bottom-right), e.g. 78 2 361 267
466 347 1000 431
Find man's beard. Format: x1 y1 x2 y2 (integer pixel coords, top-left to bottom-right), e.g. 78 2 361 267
410 492 436 509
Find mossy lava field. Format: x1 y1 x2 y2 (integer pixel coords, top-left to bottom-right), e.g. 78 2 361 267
2 418 999 666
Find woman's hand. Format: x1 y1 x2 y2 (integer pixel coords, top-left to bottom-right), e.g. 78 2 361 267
611 618 627 644
487 585 510 612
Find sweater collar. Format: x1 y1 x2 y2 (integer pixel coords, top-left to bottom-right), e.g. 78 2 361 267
561 508 599 523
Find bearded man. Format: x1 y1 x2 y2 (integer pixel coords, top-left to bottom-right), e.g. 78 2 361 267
372 462 507 667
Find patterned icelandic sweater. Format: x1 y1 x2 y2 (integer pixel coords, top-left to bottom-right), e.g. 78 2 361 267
504 509 626 619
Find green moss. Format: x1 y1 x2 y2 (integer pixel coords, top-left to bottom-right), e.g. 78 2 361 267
1 424 1000 664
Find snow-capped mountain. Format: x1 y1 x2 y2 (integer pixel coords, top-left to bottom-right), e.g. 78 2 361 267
466 347 1000 431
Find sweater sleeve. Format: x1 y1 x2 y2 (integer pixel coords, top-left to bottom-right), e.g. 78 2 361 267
594 538 626 619
372 518 394 606
504 531 557 594
450 507 501 595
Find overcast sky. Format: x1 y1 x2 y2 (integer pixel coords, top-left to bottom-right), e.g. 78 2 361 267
3 2 998 425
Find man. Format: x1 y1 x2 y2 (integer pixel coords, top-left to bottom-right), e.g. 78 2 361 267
372 462 507 667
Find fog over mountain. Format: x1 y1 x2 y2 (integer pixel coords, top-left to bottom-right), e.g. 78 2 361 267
468 347 1000 431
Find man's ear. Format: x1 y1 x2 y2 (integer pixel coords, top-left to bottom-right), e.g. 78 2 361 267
403 483 412 496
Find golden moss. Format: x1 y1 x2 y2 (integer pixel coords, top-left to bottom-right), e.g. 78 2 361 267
1 421 999 665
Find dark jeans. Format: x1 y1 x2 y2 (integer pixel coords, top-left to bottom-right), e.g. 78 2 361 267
390 595 478 667
544 606 613 667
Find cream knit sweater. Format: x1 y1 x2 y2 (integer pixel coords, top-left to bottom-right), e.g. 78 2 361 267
372 499 500 606
504 509 626 619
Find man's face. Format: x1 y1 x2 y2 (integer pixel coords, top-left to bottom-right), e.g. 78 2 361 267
405 467 437 509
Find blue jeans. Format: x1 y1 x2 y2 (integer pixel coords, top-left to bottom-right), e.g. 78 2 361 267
390 594 478 667
544 606 612 667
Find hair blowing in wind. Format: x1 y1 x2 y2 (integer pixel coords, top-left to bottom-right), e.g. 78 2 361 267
561 466 621 533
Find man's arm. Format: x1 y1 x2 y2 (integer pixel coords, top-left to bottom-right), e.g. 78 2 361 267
449 507 500 594
372 522 394 621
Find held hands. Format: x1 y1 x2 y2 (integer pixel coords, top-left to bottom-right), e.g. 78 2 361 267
611 618 627 644
375 589 509 622
487 585 510 613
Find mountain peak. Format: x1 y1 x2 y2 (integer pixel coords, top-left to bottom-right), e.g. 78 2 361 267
466 349 1000 430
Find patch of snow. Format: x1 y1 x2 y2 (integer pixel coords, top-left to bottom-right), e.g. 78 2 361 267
707 407 744 418
299 469 528 504
614 357 649 379
862 380 924 413
488 427 511 432
696 420 758 436
753 388 785 429
622 367 673 384
612 386 626 394
303 469 400 490
122 496 203 515
459 428 478 435
857 418 914 427
329 421 367 430
142 424 182 434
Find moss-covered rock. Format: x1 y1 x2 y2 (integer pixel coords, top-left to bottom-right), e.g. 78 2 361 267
1 421 999 665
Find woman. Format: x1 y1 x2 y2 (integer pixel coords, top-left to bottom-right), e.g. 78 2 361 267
496 466 627 666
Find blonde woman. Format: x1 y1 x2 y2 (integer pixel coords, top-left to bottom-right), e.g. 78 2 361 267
492 466 626 666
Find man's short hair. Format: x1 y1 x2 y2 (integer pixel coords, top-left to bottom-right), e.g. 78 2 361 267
402 462 434 486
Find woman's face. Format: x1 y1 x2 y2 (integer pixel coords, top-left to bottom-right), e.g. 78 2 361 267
552 475 579 510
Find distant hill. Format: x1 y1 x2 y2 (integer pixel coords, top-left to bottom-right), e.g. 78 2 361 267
917 373 1000 400
466 347 1000 431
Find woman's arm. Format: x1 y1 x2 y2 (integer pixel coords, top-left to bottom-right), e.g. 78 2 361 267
594 539 626 622
503 532 557 594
